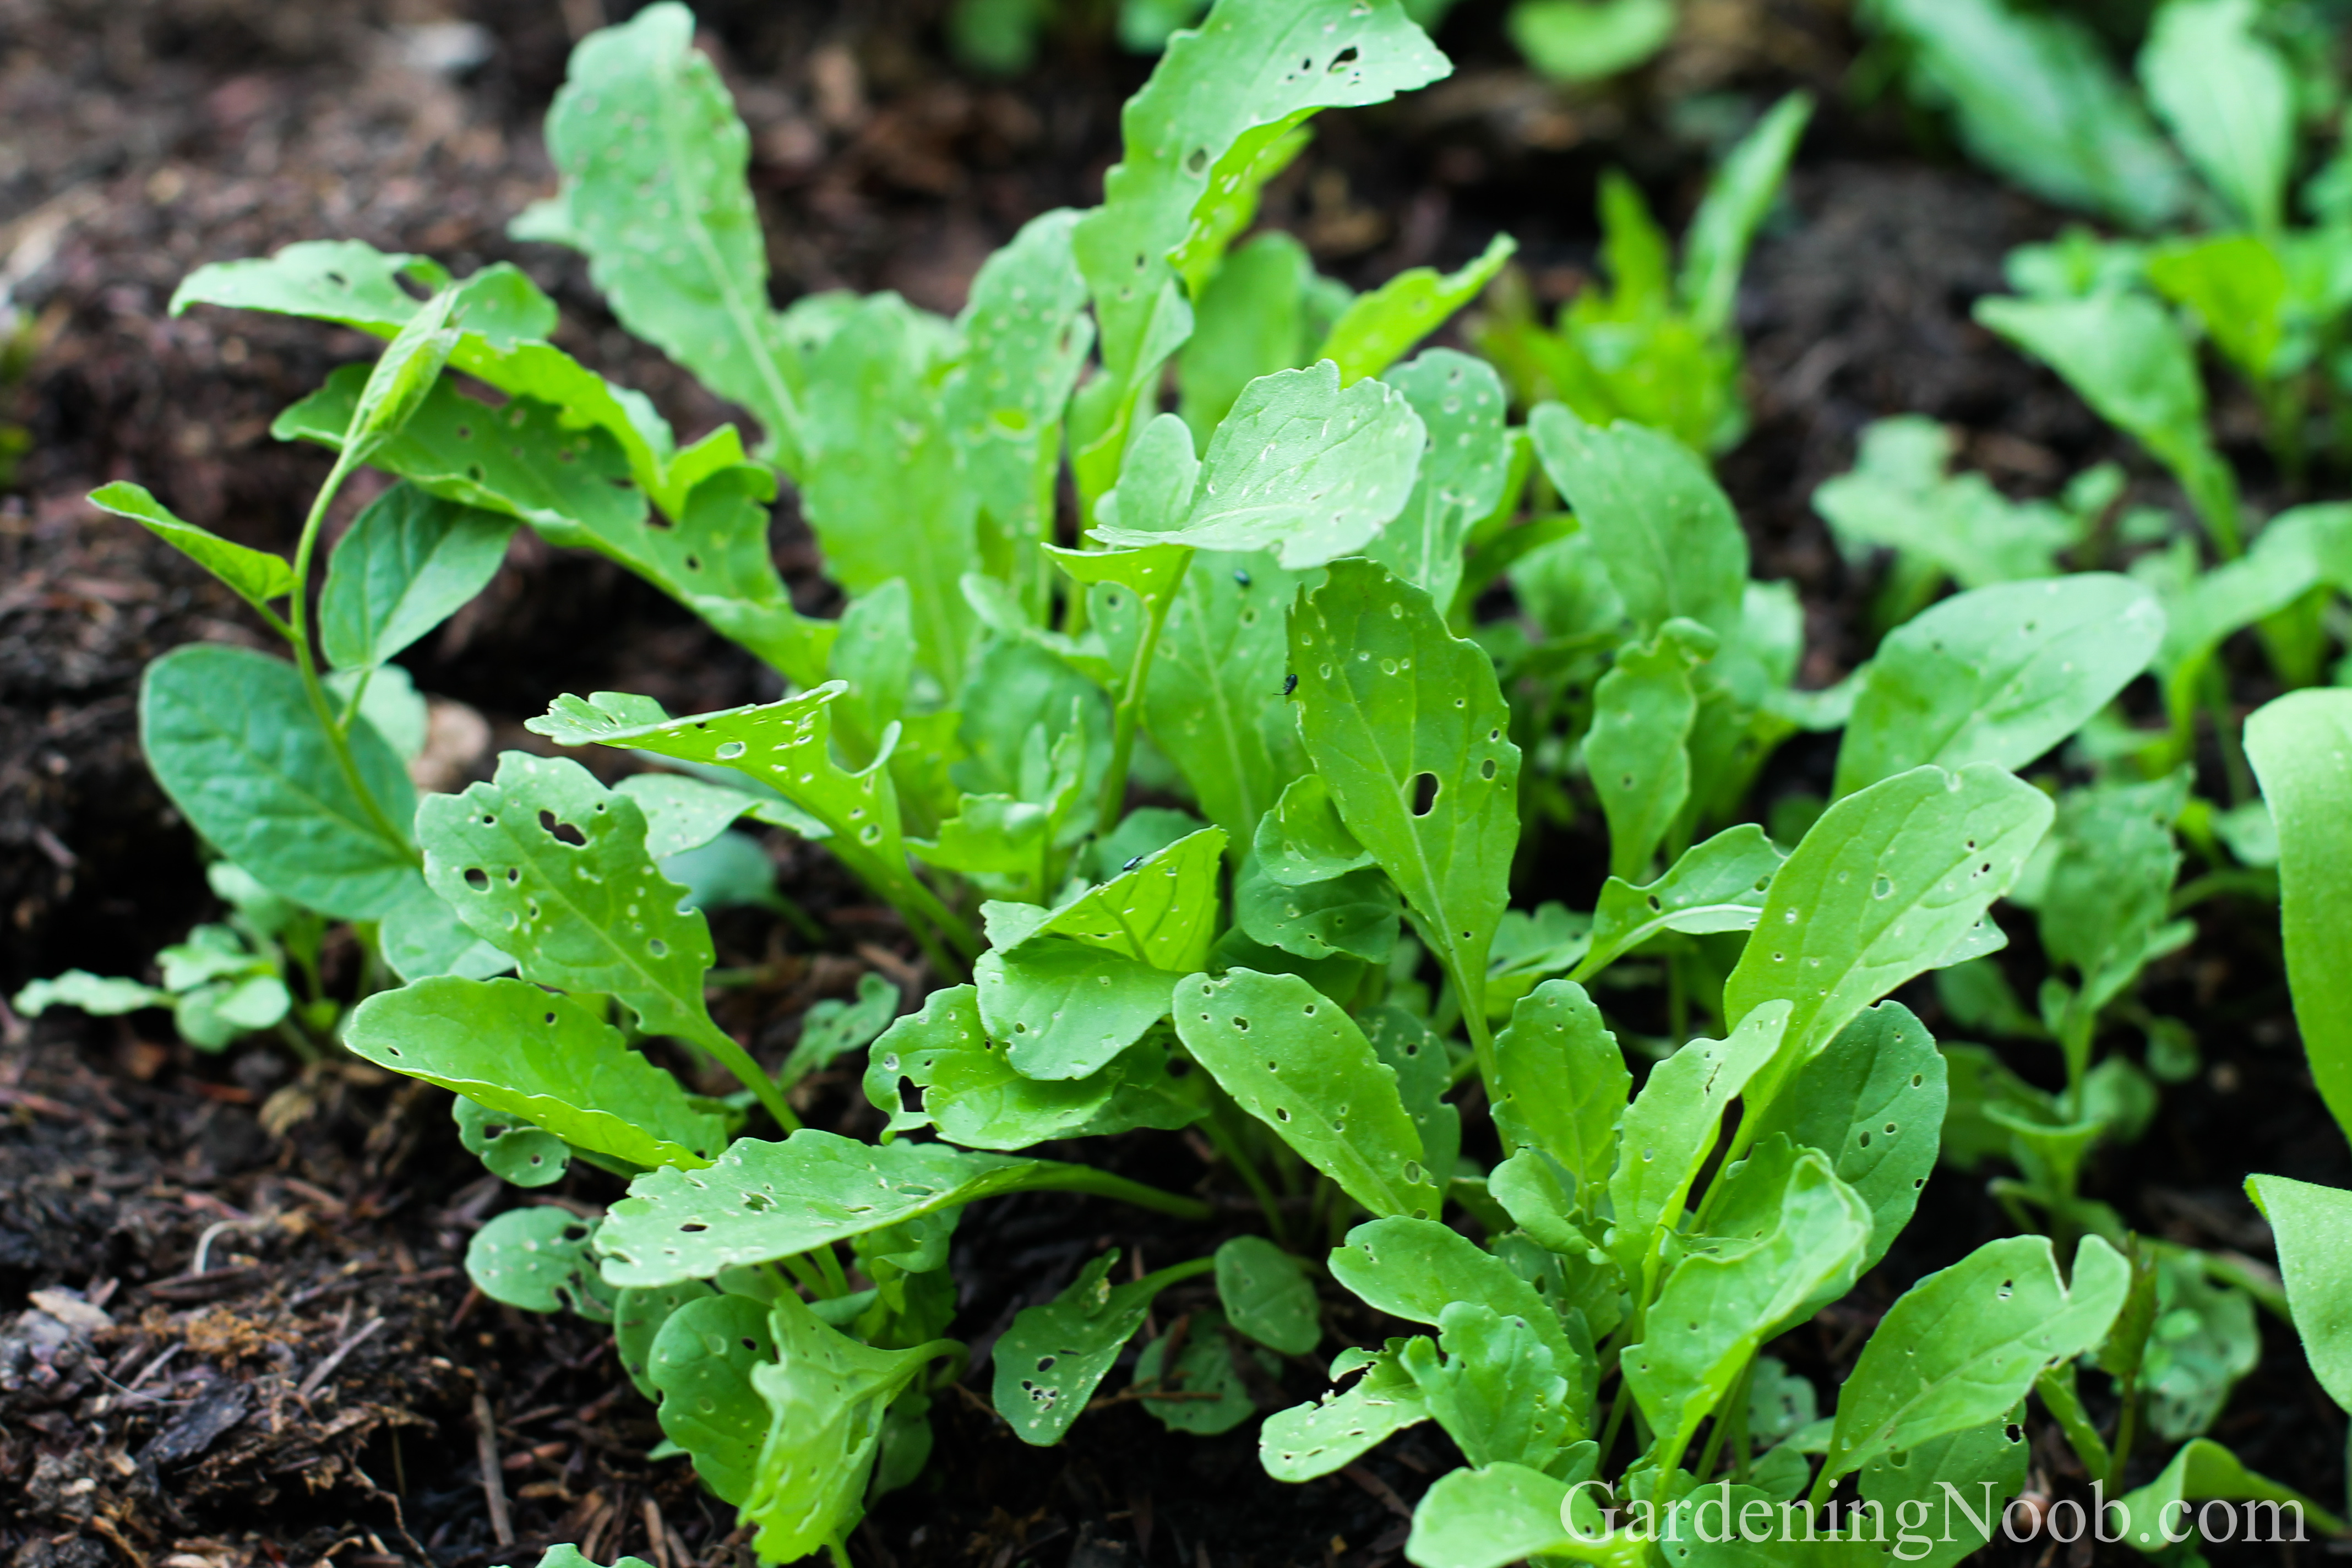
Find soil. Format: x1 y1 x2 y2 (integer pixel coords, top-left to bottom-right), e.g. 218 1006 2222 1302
2 2 2344 1566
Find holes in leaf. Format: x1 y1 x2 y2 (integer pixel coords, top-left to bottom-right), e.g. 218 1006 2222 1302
649 938 668 957
464 868 491 891
1329 44 1360 69
1872 874 1893 899
680 1221 709 1233
1480 758 1497 781
1185 146 1208 175
1232 1017 1250 1031
717 741 747 760
507 867 521 884
538 810 587 847
1409 773 1440 816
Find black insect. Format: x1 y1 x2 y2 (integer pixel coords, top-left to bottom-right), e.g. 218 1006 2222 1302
1233 568 1252 587
1121 853 1145 872
1282 673 1299 696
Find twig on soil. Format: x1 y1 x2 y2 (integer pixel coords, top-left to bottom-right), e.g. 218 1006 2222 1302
297 1314 386 1398
640 1498 672 1568
85 1516 149 1568
1341 1464 1413 1522
473 1390 516 1548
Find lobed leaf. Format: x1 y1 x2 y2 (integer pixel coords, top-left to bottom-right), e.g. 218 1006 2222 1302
467 1206 607 1316
1402 1302 1578 1472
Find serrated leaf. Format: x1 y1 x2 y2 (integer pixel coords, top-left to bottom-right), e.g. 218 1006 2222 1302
1489 979 1627 1202
595 1129 1077 1287
319 483 513 669
1260 1345 1430 1481
349 976 725 1169
1527 407 1746 640
1317 236 1516 384
991 1251 1213 1445
1217 1235 1320 1355
2245 691 2352 1147
1363 351 1512 614
2138 0 2291 233
649 1292 776 1506
1744 1001 1947 1274
91 482 294 613
1092 362 1425 569
140 644 417 920
453 1096 571 1188
1723 764 2055 1067
1821 1234 2128 1487
467 1206 605 1315
1179 968 1441 1218
1289 558 1521 1023
1587 618 1714 880
1834 575 2164 798
524 4 803 465
2245 1174 2352 1416
1576 824 1785 982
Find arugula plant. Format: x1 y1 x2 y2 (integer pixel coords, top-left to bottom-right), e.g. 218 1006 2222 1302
1473 91 1811 456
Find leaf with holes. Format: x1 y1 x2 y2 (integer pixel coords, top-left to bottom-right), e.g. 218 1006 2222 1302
1360 350 1512 614
1834 575 2164 798
1288 558 1521 1023
1586 618 1715 880
90 482 294 616
1235 856 1400 965
991 1251 1215 1445
1401 1302 1578 1473
1176 968 1442 1219
349 977 725 1170
454 1095 570 1187
1260 1344 1431 1482
1489 979 1629 1204
466 1206 607 1316
613 1280 716 1400
319 483 514 670
1723 764 2054 1072
1575 824 1785 982
649 1292 776 1506
1363 1004 1460 1189
1820 1234 2128 1488
613 774 826 859
1254 773 1376 886
1134 1313 1262 1435
1217 1235 1320 1356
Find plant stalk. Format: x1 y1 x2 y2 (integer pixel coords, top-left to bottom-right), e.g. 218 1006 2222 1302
1096 549 1192 835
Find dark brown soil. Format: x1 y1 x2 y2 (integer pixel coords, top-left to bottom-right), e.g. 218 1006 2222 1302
3 1 2343 1566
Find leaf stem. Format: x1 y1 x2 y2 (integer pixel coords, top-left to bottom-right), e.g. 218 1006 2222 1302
1202 1092 1293 1249
2033 1363 2111 1481
690 1019 802 1134
1096 549 1192 835
285 453 423 867
1021 1163 1213 1222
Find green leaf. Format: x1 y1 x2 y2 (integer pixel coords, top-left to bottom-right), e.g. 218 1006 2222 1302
453 1095 570 1188
1489 979 1628 1202
2113 1437 2346 1545
648 1292 776 1505
614 774 826 859
140 644 417 919
2148 234 2289 384
1507 0 1675 83
2246 1175 2352 1415
319 483 513 669
1092 362 1426 569
2038 774 2191 1008
1217 1235 1320 1355
1834 575 2165 798
1528 407 1746 640
1362 350 1513 614
416 752 732 1055
992 1251 1215 1444
1810 417 2081 591
380 877 513 983
1575 824 1785 982
345 287 462 462
1235 856 1400 964
615 1280 717 1398
13 971 172 1017
1743 1001 1947 1274
1317 235 1517 384
1255 773 1376 884
1820 1233 2128 1488
1135 1313 1260 1435
864 985 1197 1150
596 1129 1071 1287
1289 558 1521 1023
347 976 725 1170
2139 1252 2258 1442
2245 690 2352 1147
521 4 802 465
1587 619 1714 880
1178 232 1320 441
1069 0 1448 498
2138 0 2293 233
1260 1344 1431 1481
741 1292 941 1562
1864 0 2184 230
1680 92 1813 339
1364 1004 1461 1187
1626 1146 1870 1469
1608 1002 1793 1281
90 482 293 614
1331 1217 1589 1424
1974 292 2237 548
466 1206 605 1315
1179 968 1442 1218
786 972 901 1085
541 1547 653 1568
1402 1302 1578 1472
1724 764 2055 1065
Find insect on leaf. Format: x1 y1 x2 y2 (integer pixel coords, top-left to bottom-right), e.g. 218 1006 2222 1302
319 483 514 670
91 483 295 614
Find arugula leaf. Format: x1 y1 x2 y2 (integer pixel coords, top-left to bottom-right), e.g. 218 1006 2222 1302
1217 1235 1320 1355
454 1096 569 1188
2138 0 2293 233
1260 1345 1431 1481
2149 233 2290 385
1289 559 1521 1045
1363 1004 1461 1188
614 1280 717 1398
1509 0 1674 83
1091 362 1426 568
140 644 418 919
1489 979 1628 1202
2112 1436 2347 1545
2244 1175 2352 1414
615 774 826 859
1680 92 1814 340
2038 772 2192 1013
1528 407 1746 640
1234 857 1400 965
1402 1302 1578 1472
319 483 513 670
344 286 464 463
648 1292 776 1505
1833 574 2165 798
1574 824 1785 982
1587 618 1714 880
1255 774 1376 884
467 1206 608 1316
349 977 725 1170
990 1250 1216 1444
1135 1311 1261 1434
1811 417 2081 594
1316 235 1517 384
1179 968 1442 1218
2245 690 2352 1145
90 482 294 618
1724 764 2054 1065
1817 1234 2128 1492
518 3 803 466
1177 232 1327 440
1362 350 1513 614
